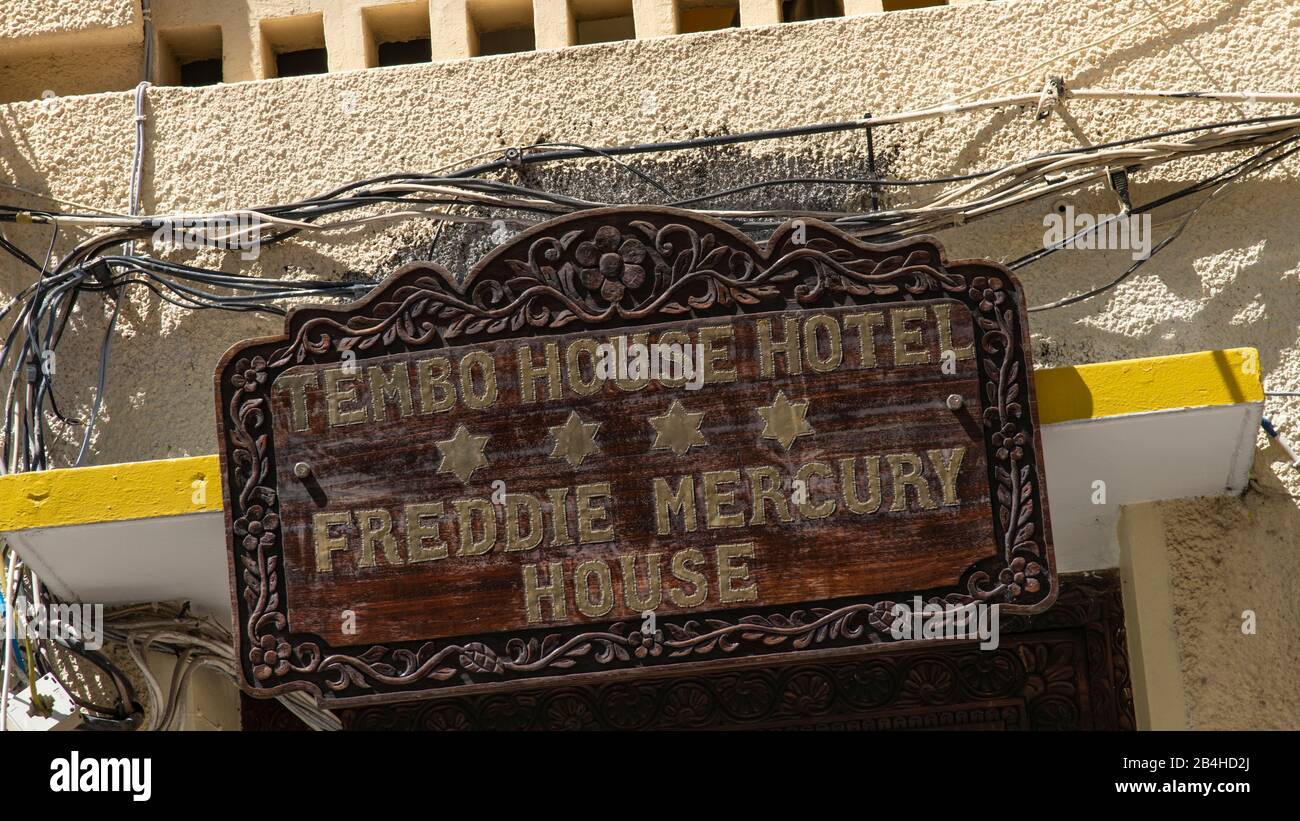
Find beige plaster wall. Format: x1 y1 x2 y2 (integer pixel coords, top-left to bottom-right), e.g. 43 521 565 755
0 0 1296 728
1155 456 1300 729
0 0 140 48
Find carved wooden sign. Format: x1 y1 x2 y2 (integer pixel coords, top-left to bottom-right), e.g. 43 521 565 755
216 206 1055 706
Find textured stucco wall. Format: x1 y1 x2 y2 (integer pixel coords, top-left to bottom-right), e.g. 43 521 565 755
0 0 139 46
0 0 143 100
1158 459 1300 730
0 0 1297 727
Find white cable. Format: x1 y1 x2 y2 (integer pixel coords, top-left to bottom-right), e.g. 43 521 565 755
0 551 18 731
940 0 1198 105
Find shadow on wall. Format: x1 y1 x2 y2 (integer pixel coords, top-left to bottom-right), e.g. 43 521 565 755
29 168 1300 469
949 0 1243 183
0 42 143 104
1158 446 1300 729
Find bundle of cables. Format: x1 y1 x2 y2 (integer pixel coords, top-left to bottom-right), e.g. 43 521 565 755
0 545 340 730
2 86 1299 728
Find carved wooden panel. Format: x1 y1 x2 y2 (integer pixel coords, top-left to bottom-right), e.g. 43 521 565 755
240 572 1132 730
217 206 1055 707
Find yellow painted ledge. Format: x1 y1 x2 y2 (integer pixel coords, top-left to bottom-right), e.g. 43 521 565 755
0 455 221 531
1035 347 1262 425
0 348 1263 531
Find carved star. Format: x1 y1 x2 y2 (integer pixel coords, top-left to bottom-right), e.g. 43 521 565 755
756 390 813 451
548 410 602 468
435 424 489 483
649 400 707 457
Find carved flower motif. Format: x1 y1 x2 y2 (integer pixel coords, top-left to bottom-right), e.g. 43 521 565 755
968 276 1006 312
661 683 712 726
576 225 647 301
992 422 1027 461
901 660 956 704
1019 643 1076 703
998 556 1043 597
478 696 537 731
836 661 896 708
546 694 597 730
957 650 1022 696
234 504 279 552
717 676 776 718
782 672 834 714
423 705 472 731
251 634 292 679
600 685 658 729
230 356 268 392
625 629 664 658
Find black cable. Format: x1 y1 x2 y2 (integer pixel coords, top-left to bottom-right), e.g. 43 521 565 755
1028 139 1300 310
1011 132 1300 271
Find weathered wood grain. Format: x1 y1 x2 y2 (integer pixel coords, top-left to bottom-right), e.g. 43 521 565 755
216 206 1055 706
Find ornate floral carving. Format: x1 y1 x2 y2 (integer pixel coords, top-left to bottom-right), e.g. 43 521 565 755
240 571 1131 730
218 206 1054 705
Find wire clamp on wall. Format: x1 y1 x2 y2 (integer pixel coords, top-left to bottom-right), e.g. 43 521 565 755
1035 76 1066 121
1107 166 1134 214
503 146 525 173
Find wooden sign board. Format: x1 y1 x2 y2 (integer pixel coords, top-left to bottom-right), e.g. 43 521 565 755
216 207 1055 706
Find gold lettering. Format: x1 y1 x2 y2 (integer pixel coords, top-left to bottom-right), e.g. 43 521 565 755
274 371 318 432
454 498 497 555
698 325 738 384
614 334 650 391
324 367 368 426
523 562 566 623
518 341 562 404
702 469 745 529
891 307 931 366
803 314 843 373
565 338 603 397
504 493 544 552
843 311 885 368
715 542 758 603
415 355 456 413
887 453 937 511
405 502 447 563
794 462 836 519
667 548 708 607
357 508 402 568
619 553 663 610
574 560 614 617
312 511 351 572
368 363 415 421
547 486 574 546
839 456 882 515
757 317 802 378
927 447 966 507
933 303 975 361
653 475 697 535
656 330 690 388
576 482 614 544
746 465 793 525
461 350 498 409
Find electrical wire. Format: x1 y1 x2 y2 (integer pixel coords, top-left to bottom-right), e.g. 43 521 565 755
4 85 1300 728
